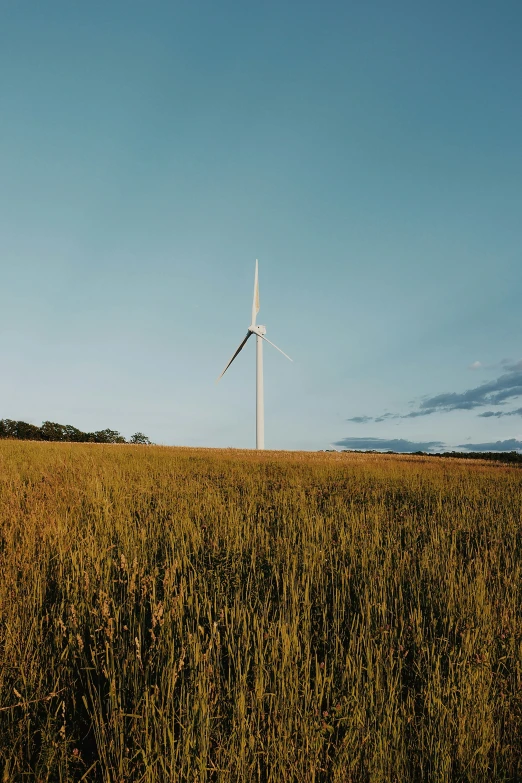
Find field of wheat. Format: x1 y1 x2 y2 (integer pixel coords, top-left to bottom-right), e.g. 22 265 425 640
0 442 521 782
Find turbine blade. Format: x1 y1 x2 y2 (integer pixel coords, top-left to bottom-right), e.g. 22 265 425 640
259 334 293 362
251 259 259 326
216 332 252 382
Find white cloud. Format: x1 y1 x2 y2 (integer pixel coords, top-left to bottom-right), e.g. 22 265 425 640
469 361 482 370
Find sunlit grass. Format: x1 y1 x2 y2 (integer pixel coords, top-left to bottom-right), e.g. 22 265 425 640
1 442 521 781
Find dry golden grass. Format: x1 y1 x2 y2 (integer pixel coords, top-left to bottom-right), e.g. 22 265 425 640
0 442 521 782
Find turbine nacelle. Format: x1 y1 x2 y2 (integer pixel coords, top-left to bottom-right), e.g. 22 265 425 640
249 324 266 336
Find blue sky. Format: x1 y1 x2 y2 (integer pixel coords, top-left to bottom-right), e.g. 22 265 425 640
1 0 521 451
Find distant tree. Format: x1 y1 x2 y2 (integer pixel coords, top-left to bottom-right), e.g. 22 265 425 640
40 421 69 441
129 432 152 445
0 419 16 439
0 419 42 440
63 424 88 442
90 429 126 444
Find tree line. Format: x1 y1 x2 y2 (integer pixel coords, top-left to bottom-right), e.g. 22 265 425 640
0 419 151 445
335 448 522 465
426 449 522 464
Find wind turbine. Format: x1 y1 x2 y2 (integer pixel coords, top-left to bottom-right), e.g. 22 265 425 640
217 259 292 450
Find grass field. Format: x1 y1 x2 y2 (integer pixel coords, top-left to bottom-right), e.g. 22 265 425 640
1 442 521 782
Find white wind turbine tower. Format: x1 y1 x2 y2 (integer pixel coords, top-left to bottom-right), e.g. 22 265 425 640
217 260 292 450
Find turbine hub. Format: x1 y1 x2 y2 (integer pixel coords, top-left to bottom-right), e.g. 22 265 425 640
249 324 266 336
